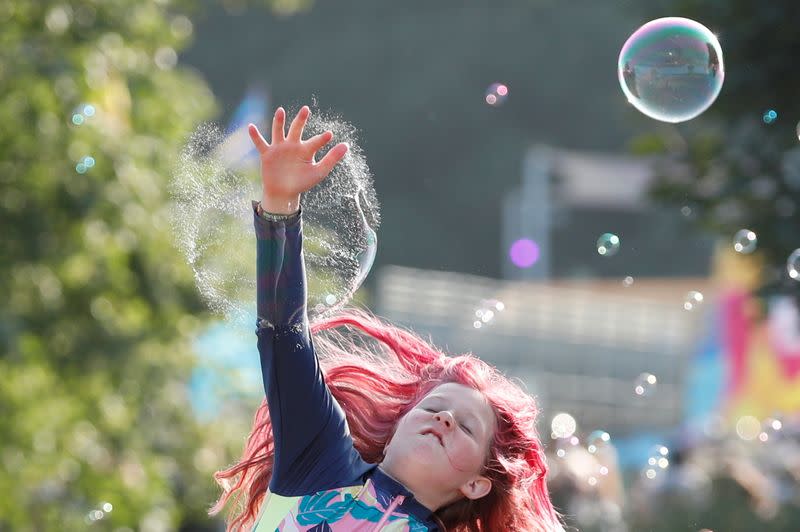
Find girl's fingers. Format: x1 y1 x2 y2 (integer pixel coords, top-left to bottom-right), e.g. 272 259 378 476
247 124 269 154
304 130 333 154
271 107 286 143
287 106 310 142
314 143 349 179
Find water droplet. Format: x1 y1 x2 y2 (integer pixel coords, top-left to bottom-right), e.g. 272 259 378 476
618 17 724 123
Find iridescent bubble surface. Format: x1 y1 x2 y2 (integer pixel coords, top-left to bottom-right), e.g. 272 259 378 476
618 17 724 123
169 106 380 328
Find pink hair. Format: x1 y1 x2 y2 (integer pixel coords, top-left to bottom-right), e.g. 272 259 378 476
210 309 563 531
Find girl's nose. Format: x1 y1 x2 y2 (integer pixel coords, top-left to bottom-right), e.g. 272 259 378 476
434 410 455 430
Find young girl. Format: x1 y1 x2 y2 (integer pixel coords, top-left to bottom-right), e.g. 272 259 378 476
210 106 564 531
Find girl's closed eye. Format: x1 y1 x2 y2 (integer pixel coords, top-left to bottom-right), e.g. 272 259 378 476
422 405 473 435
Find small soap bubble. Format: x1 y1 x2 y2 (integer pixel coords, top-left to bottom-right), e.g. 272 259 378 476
681 205 693 217
586 430 611 454
101 502 113 512
762 109 778 124
759 417 783 443
622 276 634 287
618 17 724 123
683 290 704 311
646 445 670 473
485 83 509 106
788 249 800 280
596 233 620 256
733 229 757 254
634 372 657 396
76 162 87 174
83 156 95 168
473 299 504 329
509 238 540 268
735 415 761 440
71 102 97 126
796 121 800 141
551 412 577 439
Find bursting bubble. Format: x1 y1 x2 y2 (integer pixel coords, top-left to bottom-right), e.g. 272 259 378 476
618 17 724 123
169 105 380 328
596 233 620 256
733 229 757 254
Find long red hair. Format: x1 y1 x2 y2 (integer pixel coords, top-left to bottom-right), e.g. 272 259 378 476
210 309 563 531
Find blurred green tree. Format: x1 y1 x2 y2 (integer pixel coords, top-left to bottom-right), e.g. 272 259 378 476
0 0 310 530
633 1 800 305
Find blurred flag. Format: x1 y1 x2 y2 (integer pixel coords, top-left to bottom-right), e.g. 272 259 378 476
214 85 270 172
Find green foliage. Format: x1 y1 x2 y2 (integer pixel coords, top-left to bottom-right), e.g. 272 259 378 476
0 0 306 529
636 1 800 302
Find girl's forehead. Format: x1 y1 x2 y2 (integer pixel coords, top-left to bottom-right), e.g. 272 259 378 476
423 382 492 411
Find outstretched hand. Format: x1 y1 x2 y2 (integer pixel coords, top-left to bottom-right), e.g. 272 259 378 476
248 106 349 214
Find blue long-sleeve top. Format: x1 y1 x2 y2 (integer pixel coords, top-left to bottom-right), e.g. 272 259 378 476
250 201 439 531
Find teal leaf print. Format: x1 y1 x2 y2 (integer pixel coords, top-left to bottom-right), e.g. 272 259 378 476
350 500 404 523
296 492 351 525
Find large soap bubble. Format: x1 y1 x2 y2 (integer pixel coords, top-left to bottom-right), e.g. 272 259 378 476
618 17 724 123
169 104 380 329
